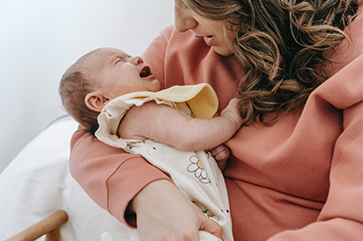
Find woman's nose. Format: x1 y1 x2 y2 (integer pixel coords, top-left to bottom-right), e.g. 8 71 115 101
174 5 197 32
130 56 143 65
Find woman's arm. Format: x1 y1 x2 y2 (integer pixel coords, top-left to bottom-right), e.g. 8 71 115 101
118 98 242 151
70 127 223 240
268 54 363 240
268 101 363 241
69 126 171 225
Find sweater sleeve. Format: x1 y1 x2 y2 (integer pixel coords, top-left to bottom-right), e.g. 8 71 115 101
268 103 363 241
268 107 363 240
268 55 363 241
69 127 171 227
69 26 175 227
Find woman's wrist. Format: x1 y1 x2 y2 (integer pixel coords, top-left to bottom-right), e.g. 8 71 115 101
129 179 173 213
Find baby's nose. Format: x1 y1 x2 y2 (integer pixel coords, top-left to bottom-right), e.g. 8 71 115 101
130 56 143 65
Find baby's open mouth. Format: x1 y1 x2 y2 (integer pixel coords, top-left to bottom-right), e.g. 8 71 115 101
140 66 151 78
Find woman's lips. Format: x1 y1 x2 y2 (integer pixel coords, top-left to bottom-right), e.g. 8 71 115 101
203 35 215 47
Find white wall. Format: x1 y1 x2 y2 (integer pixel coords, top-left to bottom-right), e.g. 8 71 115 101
0 0 174 173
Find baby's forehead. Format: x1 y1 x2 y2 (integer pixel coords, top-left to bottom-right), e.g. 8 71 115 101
81 49 105 62
100 47 127 55
82 48 126 64
72 47 128 76
75 50 105 69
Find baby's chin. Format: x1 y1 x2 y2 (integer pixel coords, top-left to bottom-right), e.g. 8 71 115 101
150 79 161 92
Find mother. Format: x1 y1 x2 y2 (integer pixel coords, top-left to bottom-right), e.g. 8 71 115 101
69 0 362 240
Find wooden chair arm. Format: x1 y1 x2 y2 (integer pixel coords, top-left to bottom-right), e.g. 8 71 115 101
5 210 68 241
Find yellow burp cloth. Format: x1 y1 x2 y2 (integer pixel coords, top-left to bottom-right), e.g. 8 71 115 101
103 83 219 119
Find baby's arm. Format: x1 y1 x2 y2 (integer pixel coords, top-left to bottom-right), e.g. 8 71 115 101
118 98 242 151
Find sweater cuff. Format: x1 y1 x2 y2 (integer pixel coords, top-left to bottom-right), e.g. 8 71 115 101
106 156 171 227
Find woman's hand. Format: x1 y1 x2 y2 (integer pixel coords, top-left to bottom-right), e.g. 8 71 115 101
130 179 223 241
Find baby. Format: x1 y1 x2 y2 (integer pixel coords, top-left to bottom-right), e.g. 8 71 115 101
59 47 241 241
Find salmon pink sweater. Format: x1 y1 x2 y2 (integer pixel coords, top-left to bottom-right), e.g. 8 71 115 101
69 10 363 241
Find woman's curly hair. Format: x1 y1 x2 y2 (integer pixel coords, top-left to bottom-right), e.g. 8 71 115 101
184 0 359 124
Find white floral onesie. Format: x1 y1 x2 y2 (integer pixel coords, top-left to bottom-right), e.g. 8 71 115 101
96 84 234 241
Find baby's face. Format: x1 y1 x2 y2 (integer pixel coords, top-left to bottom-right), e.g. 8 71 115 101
87 48 161 99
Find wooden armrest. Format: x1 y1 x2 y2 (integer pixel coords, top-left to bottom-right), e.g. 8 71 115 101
5 210 68 241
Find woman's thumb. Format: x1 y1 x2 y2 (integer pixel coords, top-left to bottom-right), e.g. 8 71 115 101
199 216 223 240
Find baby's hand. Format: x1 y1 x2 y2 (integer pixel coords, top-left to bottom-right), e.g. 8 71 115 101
211 144 230 170
220 98 243 130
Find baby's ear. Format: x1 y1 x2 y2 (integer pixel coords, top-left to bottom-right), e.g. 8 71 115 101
85 92 109 112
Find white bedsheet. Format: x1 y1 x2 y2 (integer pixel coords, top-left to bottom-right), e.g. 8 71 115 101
0 116 131 241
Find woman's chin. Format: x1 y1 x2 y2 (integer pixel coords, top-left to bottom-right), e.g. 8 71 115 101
213 47 234 57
